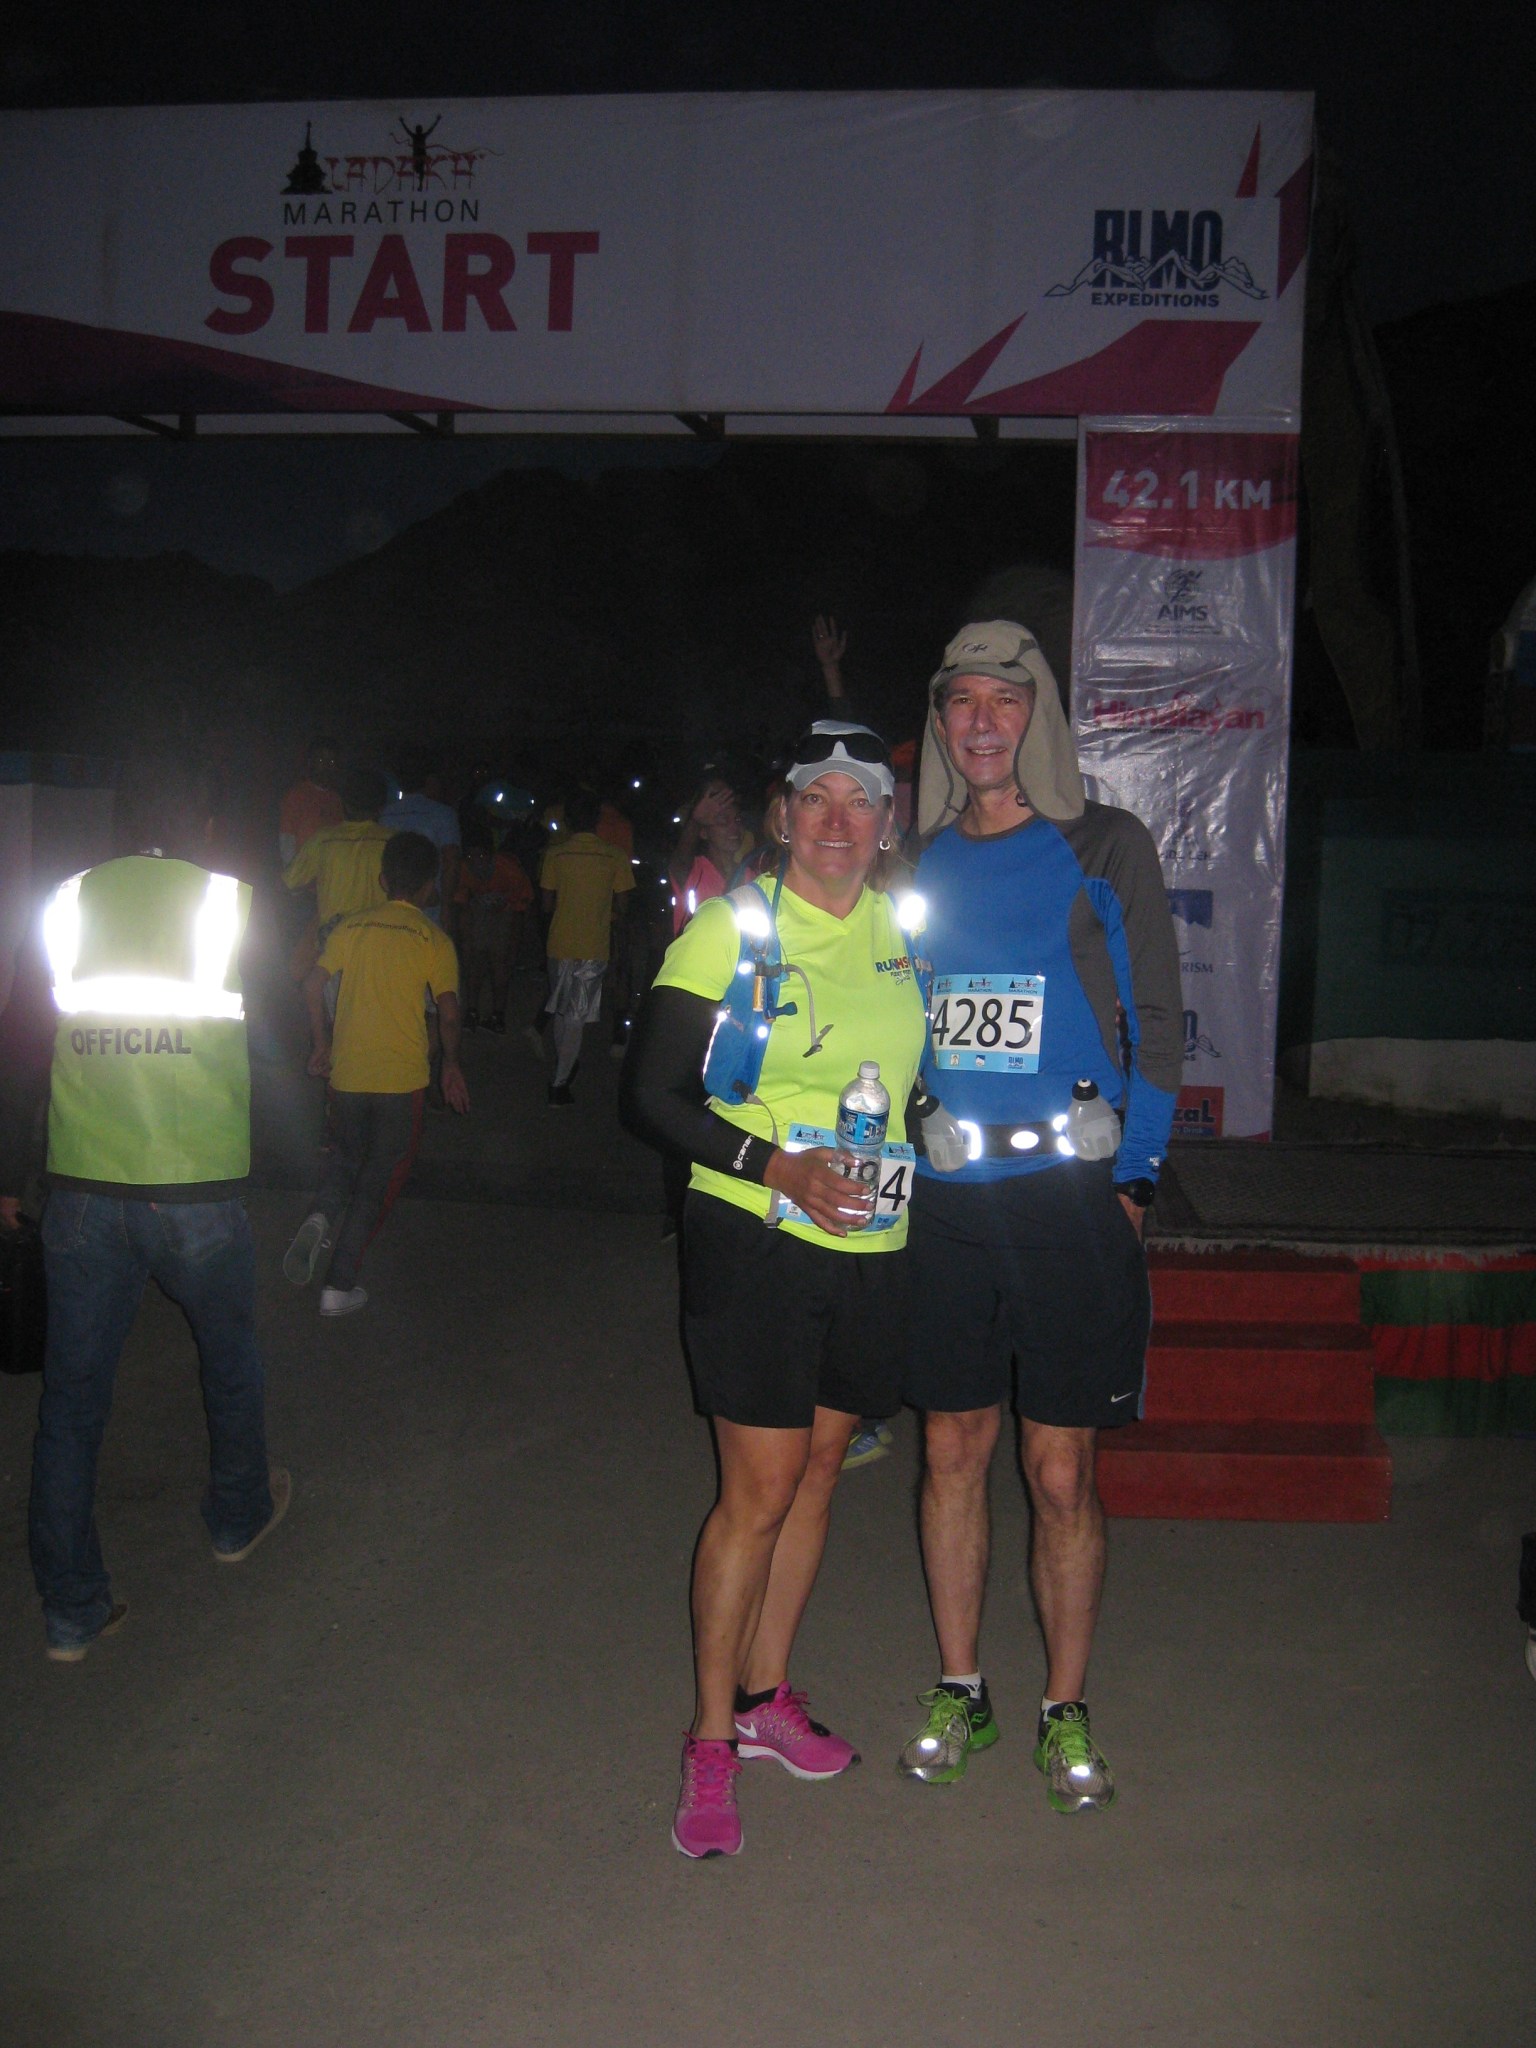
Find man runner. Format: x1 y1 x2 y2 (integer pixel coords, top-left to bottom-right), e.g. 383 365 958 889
900 620 1180 1812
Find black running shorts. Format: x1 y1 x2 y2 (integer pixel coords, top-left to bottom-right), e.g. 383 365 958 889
682 1191 908 1429
905 1162 1151 1428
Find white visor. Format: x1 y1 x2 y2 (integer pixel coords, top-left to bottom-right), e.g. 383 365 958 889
784 722 895 804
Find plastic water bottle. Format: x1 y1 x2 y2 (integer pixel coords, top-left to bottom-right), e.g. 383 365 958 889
1065 1078 1121 1160
836 1061 890 1226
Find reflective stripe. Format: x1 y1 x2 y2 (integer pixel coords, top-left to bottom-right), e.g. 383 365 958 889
193 872 242 993
41 871 82 994
45 869 246 1020
52 975 245 1020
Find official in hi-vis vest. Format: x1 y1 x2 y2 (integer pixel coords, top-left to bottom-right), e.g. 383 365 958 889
29 768 290 1663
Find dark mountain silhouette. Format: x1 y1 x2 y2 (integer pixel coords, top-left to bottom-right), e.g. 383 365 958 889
2 270 1527 778
0 441 1074 773
254 440 1079 764
0 549 277 755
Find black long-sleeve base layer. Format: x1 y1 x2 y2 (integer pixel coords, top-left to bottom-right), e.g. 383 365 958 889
618 984 777 1186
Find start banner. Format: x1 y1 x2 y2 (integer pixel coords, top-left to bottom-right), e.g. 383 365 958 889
1072 417 1301 1140
0 90 1309 420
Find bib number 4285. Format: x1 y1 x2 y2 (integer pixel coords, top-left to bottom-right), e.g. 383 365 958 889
931 973 1044 1073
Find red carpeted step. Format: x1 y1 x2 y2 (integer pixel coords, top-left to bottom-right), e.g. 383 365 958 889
1098 1422 1392 1523
1143 1321 1377 1425
1149 1251 1360 1324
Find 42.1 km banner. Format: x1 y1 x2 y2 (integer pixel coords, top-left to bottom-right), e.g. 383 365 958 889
1072 416 1300 1140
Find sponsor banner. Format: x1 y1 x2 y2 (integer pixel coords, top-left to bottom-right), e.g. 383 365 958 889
0 91 1309 418
1073 418 1299 1138
1173 1084 1225 1140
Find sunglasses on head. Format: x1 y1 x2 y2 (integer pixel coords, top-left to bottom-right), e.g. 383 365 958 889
789 729 893 770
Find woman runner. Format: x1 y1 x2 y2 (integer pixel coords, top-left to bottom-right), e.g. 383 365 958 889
622 722 928 1858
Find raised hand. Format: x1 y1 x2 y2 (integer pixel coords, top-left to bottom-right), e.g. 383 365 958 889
811 614 847 672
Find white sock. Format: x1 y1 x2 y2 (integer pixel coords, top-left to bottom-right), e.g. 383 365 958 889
941 1671 983 1697
1041 1696 1083 1718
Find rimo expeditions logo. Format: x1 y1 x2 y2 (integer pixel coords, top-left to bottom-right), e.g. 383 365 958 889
205 115 601 340
1048 207 1268 310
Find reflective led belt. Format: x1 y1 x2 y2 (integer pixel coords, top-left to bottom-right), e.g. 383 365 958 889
953 1118 1075 1162
43 871 246 1021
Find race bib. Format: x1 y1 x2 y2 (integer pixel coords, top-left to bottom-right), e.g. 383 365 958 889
930 972 1044 1073
779 1123 917 1234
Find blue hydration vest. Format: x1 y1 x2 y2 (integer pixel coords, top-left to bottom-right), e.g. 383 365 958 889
701 870 799 1106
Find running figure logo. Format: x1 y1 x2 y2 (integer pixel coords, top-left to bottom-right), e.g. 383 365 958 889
395 115 442 191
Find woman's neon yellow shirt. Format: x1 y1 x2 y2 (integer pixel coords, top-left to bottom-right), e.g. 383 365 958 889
653 882 927 1252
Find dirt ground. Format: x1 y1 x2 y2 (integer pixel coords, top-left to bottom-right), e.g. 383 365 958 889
3 1168 1533 2047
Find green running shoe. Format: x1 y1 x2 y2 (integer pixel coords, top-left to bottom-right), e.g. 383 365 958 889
897 1683 1000 1783
1033 1702 1115 1813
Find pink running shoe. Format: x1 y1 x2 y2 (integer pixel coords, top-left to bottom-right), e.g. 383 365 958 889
734 1682 859 1779
672 1735 743 1859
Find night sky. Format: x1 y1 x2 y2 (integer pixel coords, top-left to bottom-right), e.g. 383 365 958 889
1 1 1530 597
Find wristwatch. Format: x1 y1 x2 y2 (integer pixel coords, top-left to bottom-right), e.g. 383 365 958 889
1114 1177 1157 1211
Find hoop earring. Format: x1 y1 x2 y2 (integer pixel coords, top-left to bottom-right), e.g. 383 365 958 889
878 837 892 851
779 831 791 844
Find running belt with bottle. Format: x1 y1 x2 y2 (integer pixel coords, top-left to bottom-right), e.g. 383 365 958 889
913 808 1181 1187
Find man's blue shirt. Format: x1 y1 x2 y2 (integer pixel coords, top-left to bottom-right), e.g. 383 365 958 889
915 807 1181 1187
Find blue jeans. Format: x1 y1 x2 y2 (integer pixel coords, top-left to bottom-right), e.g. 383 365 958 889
29 1192 272 1648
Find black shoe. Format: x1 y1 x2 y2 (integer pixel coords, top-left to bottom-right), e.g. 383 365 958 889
547 1083 575 1107
462 1008 481 1032
487 1011 507 1034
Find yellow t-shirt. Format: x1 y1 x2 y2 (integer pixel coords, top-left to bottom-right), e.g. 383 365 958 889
539 831 635 963
653 883 927 1252
284 820 392 925
318 899 459 1093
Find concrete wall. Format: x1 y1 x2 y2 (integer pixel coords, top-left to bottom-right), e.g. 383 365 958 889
1307 1036 1536 1119
1279 752 1536 1118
